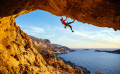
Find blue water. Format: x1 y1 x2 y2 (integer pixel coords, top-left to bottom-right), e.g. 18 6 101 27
57 49 120 74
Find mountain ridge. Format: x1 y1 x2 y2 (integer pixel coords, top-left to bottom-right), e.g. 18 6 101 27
29 35 75 54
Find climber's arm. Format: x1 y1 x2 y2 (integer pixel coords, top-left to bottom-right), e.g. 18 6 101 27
65 17 67 21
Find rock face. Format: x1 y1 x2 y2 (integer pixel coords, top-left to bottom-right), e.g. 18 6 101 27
0 17 53 74
29 35 74 54
0 0 120 30
29 35 54 50
40 50 84 74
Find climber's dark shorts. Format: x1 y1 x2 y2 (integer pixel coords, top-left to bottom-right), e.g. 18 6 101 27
65 23 69 26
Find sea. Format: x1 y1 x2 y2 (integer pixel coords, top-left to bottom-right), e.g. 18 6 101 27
57 49 120 74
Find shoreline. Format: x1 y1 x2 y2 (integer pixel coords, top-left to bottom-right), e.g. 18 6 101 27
55 49 76 55
56 54 91 74
95 49 120 54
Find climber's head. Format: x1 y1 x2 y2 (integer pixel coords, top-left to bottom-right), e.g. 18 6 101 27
60 18 63 21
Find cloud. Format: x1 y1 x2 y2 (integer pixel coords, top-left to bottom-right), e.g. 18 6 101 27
73 31 89 37
31 27 44 33
46 34 55 38
71 29 120 44
55 27 65 30
20 26 45 36
98 30 114 33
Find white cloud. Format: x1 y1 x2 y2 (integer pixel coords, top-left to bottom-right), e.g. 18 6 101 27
46 34 55 38
55 27 65 30
98 30 114 33
31 27 44 33
21 26 45 36
71 29 120 44
73 31 89 37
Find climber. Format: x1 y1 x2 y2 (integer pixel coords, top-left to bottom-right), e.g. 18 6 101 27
60 17 75 32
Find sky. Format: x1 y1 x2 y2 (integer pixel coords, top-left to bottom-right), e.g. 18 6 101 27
15 10 120 49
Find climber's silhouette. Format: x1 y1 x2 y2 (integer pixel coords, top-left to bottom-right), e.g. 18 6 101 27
60 17 75 32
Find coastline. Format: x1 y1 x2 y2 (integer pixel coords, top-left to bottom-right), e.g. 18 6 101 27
95 49 120 54
56 52 91 74
55 49 76 55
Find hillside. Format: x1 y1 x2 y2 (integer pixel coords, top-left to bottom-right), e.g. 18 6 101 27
53 44 75 54
29 35 75 54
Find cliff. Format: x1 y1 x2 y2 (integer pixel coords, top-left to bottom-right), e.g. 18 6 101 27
0 17 54 74
29 35 75 54
0 0 120 30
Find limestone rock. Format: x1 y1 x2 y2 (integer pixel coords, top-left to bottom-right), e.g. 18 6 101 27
0 0 120 30
0 17 51 74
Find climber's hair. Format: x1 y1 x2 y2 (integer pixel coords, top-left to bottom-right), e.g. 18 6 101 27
60 18 63 21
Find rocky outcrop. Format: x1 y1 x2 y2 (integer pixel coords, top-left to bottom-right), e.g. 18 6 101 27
58 57 90 74
29 35 75 54
29 35 54 51
40 50 84 74
0 17 53 74
0 0 120 30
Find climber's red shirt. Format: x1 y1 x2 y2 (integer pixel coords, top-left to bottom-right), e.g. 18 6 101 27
61 20 67 25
